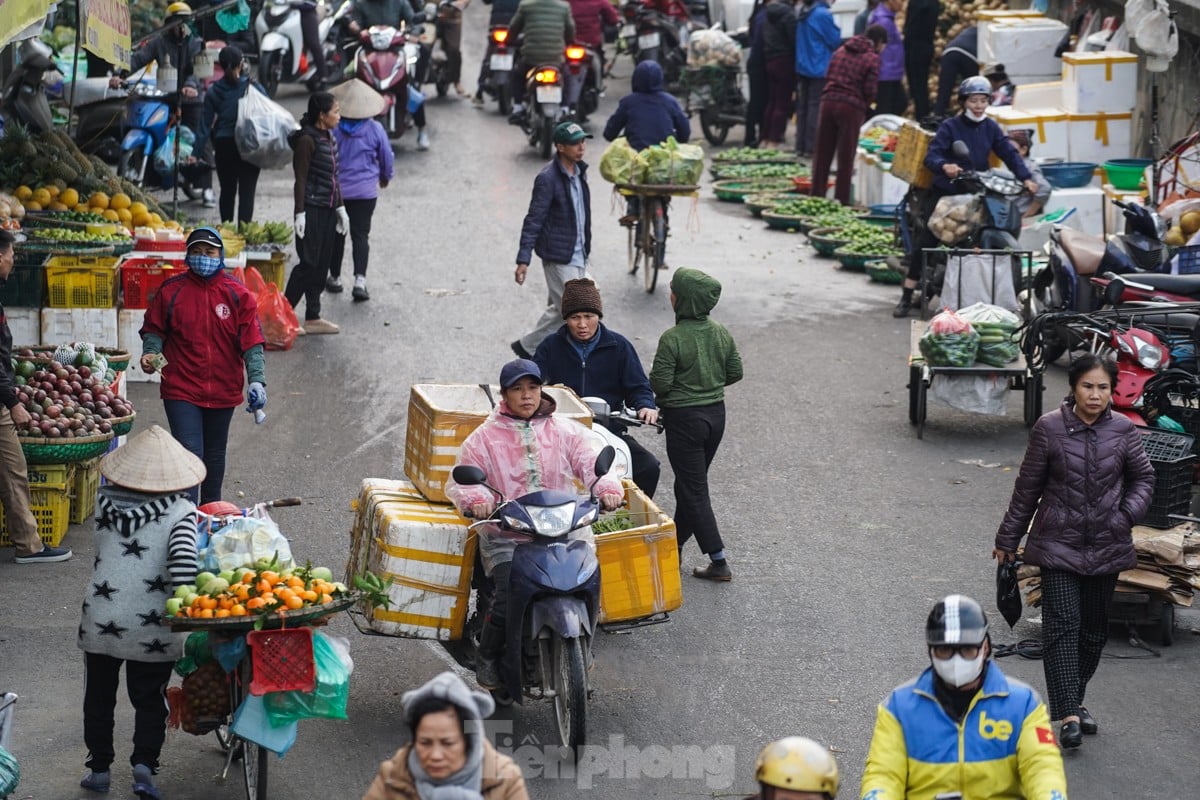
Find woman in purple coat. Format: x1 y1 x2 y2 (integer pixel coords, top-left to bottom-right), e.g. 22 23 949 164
994 354 1155 750
868 0 906 116
328 81 394 302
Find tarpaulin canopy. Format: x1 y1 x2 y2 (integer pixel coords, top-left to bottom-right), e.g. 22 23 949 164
0 0 55 50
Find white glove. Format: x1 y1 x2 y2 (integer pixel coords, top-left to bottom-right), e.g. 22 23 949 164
335 206 350 235
294 212 306 240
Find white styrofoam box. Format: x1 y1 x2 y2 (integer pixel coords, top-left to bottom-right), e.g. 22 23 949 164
117 309 160 384
879 164 909 207
1103 184 1148 237
988 106 1070 162
1066 111 1133 166
41 308 118 350
6 308 41 348
1062 51 1138 114
1042 185 1105 237
977 9 1046 64
1012 81 1063 111
982 20 1069 79
832 0 865 39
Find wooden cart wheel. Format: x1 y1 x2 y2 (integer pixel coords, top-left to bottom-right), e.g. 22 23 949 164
1024 371 1044 427
1160 603 1175 646
908 365 922 425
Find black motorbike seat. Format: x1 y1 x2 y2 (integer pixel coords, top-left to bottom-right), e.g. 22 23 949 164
1120 273 1200 296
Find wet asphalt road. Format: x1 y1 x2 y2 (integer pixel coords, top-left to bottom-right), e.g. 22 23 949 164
2 7 1199 799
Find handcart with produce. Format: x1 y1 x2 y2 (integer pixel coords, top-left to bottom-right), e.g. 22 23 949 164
166 499 358 800
679 27 747 145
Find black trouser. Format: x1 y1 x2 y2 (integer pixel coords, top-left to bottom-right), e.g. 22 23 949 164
603 420 660 498
286 204 342 321
299 4 327 80
744 62 767 146
439 20 464 83
875 80 907 116
477 561 511 661
1040 569 1119 721
794 76 824 157
213 137 261 224
906 48 934 121
934 50 978 117
663 403 726 556
329 197 377 279
83 653 175 773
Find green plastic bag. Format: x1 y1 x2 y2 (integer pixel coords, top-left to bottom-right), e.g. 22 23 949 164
0 745 18 796
174 631 213 678
217 0 252 34
635 136 704 186
599 137 640 185
263 633 352 726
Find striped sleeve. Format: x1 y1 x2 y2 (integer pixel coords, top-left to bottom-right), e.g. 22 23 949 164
167 515 199 587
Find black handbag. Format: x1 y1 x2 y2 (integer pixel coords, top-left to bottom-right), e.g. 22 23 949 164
996 560 1023 629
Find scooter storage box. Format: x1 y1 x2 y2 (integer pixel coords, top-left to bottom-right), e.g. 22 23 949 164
405 384 592 504
346 478 477 640
595 480 682 624
1061 51 1138 114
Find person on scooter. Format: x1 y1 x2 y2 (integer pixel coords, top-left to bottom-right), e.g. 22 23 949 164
472 0 522 103
746 737 839 800
860 595 1068 800
112 2 215 206
532 278 661 497
445 359 624 689
566 0 619 77
891 75 1040 318
505 0 576 124
348 0 432 148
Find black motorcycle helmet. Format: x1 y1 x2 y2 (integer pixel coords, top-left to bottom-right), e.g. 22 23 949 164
926 594 989 647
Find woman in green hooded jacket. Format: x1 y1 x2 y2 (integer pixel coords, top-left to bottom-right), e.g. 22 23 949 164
650 268 743 581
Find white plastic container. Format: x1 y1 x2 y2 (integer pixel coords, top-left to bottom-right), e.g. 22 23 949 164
977 9 1046 64
983 20 1069 79
1066 111 1133 166
41 308 118 350
832 0 865 39
7 308 41 348
117 309 160 384
1012 81 1063 111
1061 51 1138 114
987 106 1070 162
1042 185 1106 237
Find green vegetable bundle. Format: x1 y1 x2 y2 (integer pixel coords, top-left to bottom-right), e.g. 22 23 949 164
712 162 810 180
919 309 980 368
600 137 640 184
636 137 704 185
592 509 636 534
958 302 1021 368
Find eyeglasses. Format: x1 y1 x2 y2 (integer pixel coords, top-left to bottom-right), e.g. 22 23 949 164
931 644 981 660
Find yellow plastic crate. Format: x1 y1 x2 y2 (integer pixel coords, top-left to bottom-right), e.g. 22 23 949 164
70 457 101 524
0 486 71 548
45 256 119 308
595 480 682 624
246 252 287 289
891 123 935 189
27 463 72 491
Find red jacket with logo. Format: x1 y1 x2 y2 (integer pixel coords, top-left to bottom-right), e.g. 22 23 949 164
140 271 264 408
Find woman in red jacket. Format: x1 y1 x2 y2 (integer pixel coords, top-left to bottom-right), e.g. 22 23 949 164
139 227 267 505
994 354 1155 749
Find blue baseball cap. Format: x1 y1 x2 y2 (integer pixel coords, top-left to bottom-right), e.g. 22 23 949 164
499 359 542 390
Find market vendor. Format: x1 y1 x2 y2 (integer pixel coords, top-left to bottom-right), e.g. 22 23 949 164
445 359 623 690
892 76 1041 318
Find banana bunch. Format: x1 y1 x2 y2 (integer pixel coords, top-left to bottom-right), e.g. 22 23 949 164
234 220 293 247
352 570 394 610
263 220 293 245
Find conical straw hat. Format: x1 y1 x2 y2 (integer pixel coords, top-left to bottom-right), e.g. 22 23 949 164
331 79 386 120
100 425 207 493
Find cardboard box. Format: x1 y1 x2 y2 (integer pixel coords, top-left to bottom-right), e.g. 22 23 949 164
1066 111 1134 166
988 106 1069 162
596 480 683 624
40 308 118 350
117 309 160 383
1062 51 1138 114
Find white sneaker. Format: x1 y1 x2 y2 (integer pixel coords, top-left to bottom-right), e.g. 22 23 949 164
416 129 430 150
202 189 216 208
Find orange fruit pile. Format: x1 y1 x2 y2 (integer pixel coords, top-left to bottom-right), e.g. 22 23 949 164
169 567 341 619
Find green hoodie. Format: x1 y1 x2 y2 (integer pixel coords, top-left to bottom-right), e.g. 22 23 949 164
650 268 743 408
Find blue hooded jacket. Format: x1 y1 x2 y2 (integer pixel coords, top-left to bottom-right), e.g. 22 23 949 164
794 1 842 78
602 62 690 151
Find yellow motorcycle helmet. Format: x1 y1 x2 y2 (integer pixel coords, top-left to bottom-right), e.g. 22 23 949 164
166 2 194 19
755 737 840 798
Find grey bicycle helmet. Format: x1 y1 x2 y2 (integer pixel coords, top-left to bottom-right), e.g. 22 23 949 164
958 76 993 102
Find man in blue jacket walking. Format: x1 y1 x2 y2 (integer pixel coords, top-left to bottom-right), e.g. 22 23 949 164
534 279 660 496
794 0 842 159
512 121 593 359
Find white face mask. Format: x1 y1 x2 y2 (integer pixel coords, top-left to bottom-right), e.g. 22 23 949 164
965 108 988 123
932 651 986 687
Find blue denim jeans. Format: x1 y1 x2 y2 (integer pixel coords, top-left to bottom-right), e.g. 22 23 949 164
162 400 235 504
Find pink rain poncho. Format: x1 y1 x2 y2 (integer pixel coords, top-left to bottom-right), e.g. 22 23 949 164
446 394 623 573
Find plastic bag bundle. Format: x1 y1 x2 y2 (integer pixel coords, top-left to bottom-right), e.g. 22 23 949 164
199 515 295 572
928 194 984 244
599 137 639 184
173 631 213 677
0 745 18 796
263 632 353 725
919 309 980 367
236 89 300 170
216 0 252 33
153 125 195 176
686 28 741 68
997 561 1023 628
958 302 1021 367
635 136 704 186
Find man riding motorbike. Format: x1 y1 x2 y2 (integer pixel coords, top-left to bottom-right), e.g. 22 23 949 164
473 0 523 103
567 0 618 77
506 0 576 123
445 359 623 689
348 0 431 148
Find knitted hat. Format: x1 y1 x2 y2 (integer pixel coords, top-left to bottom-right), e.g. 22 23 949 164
100 425 206 493
561 278 603 318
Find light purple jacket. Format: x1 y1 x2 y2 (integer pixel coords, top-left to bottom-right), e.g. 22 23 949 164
333 118 394 201
869 5 904 81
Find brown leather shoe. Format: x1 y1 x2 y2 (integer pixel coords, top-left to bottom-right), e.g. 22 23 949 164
692 561 731 581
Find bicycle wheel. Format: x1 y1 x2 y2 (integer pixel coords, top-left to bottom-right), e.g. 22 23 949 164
645 198 665 293
234 658 268 800
627 220 640 274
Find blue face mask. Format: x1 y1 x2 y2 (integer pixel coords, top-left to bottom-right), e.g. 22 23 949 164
186 254 222 277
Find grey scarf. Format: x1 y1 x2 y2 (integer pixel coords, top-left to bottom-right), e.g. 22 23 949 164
406 744 484 800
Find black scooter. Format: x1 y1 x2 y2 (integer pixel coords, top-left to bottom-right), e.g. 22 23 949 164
2 40 56 135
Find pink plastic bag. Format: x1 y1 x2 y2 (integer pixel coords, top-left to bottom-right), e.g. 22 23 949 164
927 308 974 335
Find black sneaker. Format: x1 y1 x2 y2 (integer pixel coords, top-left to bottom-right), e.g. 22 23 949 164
1059 720 1082 749
1078 707 1098 735
475 657 501 689
352 283 370 302
510 340 532 359
892 298 914 318
14 545 72 563
325 276 344 293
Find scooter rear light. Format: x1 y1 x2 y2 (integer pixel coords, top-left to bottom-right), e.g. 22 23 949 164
535 68 559 83
622 4 637 19
492 28 509 44
565 45 586 61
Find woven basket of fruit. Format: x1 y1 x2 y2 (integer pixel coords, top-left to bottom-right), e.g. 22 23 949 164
96 347 131 372
865 260 906 284
762 211 817 232
109 412 136 437
168 593 359 632
743 192 798 217
711 162 810 181
834 246 902 272
808 227 852 257
712 147 800 164
19 432 115 464
712 178 797 202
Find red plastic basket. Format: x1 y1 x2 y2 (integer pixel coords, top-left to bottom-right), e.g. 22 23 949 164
133 237 187 253
120 257 183 309
247 628 317 696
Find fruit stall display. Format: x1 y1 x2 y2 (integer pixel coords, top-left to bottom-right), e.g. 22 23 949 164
166 564 352 621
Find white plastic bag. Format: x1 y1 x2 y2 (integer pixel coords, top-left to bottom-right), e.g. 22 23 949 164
941 252 1021 314
200 515 294 571
932 374 1009 416
235 88 299 170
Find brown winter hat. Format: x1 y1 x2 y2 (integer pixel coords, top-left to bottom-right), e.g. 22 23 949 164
561 278 603 318
100 425 206 493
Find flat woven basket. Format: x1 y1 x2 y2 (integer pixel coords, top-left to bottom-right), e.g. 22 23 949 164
19 432 115 464
109 412 136 437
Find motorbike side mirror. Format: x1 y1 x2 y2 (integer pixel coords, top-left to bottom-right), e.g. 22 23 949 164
951 140 970 160
594 445 616 478
1103 277 1125 309
452 465 487 486
582 397 612 419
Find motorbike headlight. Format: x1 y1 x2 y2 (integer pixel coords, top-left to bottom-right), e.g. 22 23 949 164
371 30 393 49
502 514 531 532
528 503 575 536
1132 334 1167 370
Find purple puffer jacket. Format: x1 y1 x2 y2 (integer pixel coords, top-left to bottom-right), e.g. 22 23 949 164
333 118 394 201
869 5 904 81
996 399 1156 576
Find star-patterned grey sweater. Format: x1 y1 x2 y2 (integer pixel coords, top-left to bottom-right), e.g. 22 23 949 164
78 487 198 662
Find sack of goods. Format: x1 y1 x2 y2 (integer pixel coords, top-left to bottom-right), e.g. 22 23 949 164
235 90 300 170
600 137 639 184
686 28 741 68
928 194 984 244
957 302 1021 367
919 308 980 367
635 136 704 185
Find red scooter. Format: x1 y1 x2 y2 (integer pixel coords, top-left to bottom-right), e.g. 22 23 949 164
354 24 419 138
